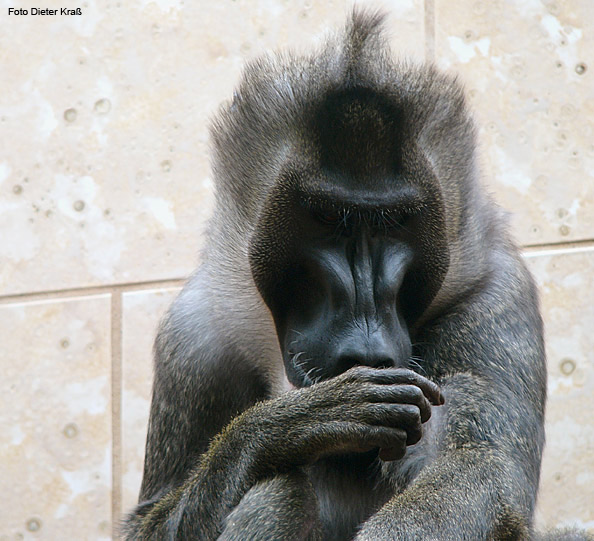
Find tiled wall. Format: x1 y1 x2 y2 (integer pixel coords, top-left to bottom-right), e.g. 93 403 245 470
1 1 592 538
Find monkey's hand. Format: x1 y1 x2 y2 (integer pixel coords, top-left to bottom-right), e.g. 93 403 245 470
231 366 444 469
124 367 443 539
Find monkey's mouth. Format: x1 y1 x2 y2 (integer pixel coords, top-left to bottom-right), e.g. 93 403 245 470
285 349 427 389
287 352 325 388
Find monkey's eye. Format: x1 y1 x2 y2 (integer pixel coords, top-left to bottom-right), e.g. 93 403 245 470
379 211 413 236
314 208 343 226
385 213 409 228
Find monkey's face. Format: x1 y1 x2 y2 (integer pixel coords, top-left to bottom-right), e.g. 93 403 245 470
249 172 446 388
248 90 449 388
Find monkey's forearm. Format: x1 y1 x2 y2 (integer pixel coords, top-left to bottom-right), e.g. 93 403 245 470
356 372 542 540
355 447 526 540
126 389 328 539
126 367 443 539
126 405 292 540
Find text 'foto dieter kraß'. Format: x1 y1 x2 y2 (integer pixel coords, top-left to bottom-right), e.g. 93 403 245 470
7 8 82 16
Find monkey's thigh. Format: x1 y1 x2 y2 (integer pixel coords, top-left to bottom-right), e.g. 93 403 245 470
218 470 322 541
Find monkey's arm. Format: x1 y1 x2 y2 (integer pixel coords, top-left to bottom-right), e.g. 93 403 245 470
356 259 547 540
122 340 271 540
125 397 306 540
356 377 543 539
124 341 442 540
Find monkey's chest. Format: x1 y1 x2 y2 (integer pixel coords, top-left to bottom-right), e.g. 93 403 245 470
307 456 392 541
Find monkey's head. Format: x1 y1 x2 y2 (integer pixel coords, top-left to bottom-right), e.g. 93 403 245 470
210 11 485 388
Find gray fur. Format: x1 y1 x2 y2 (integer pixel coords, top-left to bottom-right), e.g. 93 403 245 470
122 9 587 541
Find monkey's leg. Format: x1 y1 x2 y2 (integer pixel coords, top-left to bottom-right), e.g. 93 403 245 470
219 470 322 541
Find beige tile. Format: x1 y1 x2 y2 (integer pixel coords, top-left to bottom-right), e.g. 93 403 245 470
0 1 424 296
121 287 180 514
435 1 594 246
0 295 112 540
525 248 594 532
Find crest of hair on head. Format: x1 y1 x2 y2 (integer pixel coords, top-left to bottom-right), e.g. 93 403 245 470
341 7 391 86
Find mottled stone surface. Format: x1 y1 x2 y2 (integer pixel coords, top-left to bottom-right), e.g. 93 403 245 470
435 0 594 246
121 287 180 514
527 248 594 532
0 295 112 540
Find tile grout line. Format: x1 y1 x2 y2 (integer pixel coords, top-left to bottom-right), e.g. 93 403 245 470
111 290 123 537
424 0 436 62
0 278 186 305
522 238 594 253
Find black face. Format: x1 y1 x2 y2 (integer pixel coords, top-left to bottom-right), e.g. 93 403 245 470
249 173 445 387
249 90 449 388
286 201 415 385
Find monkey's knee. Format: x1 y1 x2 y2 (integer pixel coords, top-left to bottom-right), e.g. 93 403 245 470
219 470 321 541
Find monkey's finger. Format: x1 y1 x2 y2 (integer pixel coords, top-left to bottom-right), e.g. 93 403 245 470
351 366 444 406
361 403 424 444
383 370 442 406
353 424 408 454
321 421 408 456
370 385 432 423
